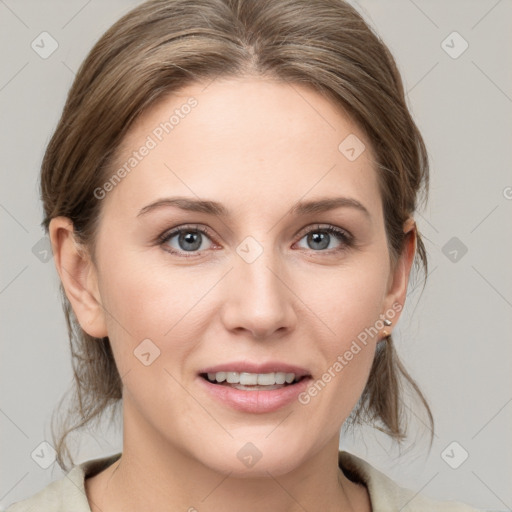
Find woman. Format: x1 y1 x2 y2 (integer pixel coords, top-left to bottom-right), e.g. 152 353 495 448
6 0 478 510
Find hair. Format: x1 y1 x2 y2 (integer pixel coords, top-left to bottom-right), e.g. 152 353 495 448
41 0 433 472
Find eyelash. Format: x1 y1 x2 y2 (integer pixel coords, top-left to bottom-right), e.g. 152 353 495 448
157 223 354 259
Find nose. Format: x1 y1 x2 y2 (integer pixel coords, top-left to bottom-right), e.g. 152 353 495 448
220 246 297 340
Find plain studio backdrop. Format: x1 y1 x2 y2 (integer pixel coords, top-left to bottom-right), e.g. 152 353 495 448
0 1 511 511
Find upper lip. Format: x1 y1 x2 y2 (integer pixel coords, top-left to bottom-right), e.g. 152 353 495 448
199 361 311 378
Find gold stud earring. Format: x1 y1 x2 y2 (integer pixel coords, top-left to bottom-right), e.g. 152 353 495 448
382 318 392 339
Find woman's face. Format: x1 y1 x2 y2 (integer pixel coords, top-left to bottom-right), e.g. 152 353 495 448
61 76 414 476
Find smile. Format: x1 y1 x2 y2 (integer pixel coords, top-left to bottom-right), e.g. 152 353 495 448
198 372 312 413
202 371 302 388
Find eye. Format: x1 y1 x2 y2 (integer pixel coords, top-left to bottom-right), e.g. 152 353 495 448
158 224 216 257
294 224 353 253
157 223 353 258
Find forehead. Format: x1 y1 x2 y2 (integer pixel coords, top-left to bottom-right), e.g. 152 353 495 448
101 76 381 223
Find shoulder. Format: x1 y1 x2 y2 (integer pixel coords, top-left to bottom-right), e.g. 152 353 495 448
339 450 480 512
4 453 122 512
4 467 87 512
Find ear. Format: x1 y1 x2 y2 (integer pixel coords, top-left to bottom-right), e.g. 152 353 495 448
380 217 417 335
49 217 108 338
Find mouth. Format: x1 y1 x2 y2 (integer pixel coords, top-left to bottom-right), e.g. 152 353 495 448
197 365 313 413
199 371 310 391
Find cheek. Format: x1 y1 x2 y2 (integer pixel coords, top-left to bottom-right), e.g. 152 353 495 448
100 248 192 332
97 248 221 378
299 257 388 409
306 257 389 342
96 254 202 412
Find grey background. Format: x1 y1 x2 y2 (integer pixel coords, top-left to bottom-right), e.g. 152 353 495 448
1 1 511 511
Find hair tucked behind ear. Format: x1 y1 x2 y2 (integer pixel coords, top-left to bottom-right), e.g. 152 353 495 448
41 0 433 471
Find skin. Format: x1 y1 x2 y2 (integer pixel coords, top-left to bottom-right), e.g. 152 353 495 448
50 75 416 512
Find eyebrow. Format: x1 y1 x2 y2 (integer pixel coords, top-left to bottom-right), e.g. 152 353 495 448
137 196 371 219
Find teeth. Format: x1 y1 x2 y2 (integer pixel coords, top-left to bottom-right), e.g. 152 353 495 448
227 372 239 384
239 372 258 385
206 371 298 385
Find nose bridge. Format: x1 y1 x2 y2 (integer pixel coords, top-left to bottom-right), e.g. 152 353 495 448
239 240 281 294
221 235 294 338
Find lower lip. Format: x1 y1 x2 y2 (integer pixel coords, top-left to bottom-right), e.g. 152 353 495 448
197 375 312 413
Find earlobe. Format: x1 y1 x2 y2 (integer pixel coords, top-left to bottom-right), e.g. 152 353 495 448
49 217 108 339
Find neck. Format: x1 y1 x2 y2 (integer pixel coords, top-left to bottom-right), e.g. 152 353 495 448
85 401 369 512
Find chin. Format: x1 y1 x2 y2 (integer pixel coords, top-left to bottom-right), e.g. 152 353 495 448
196 435 307 477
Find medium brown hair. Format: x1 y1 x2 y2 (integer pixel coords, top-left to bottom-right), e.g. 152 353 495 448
41 0 433 471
